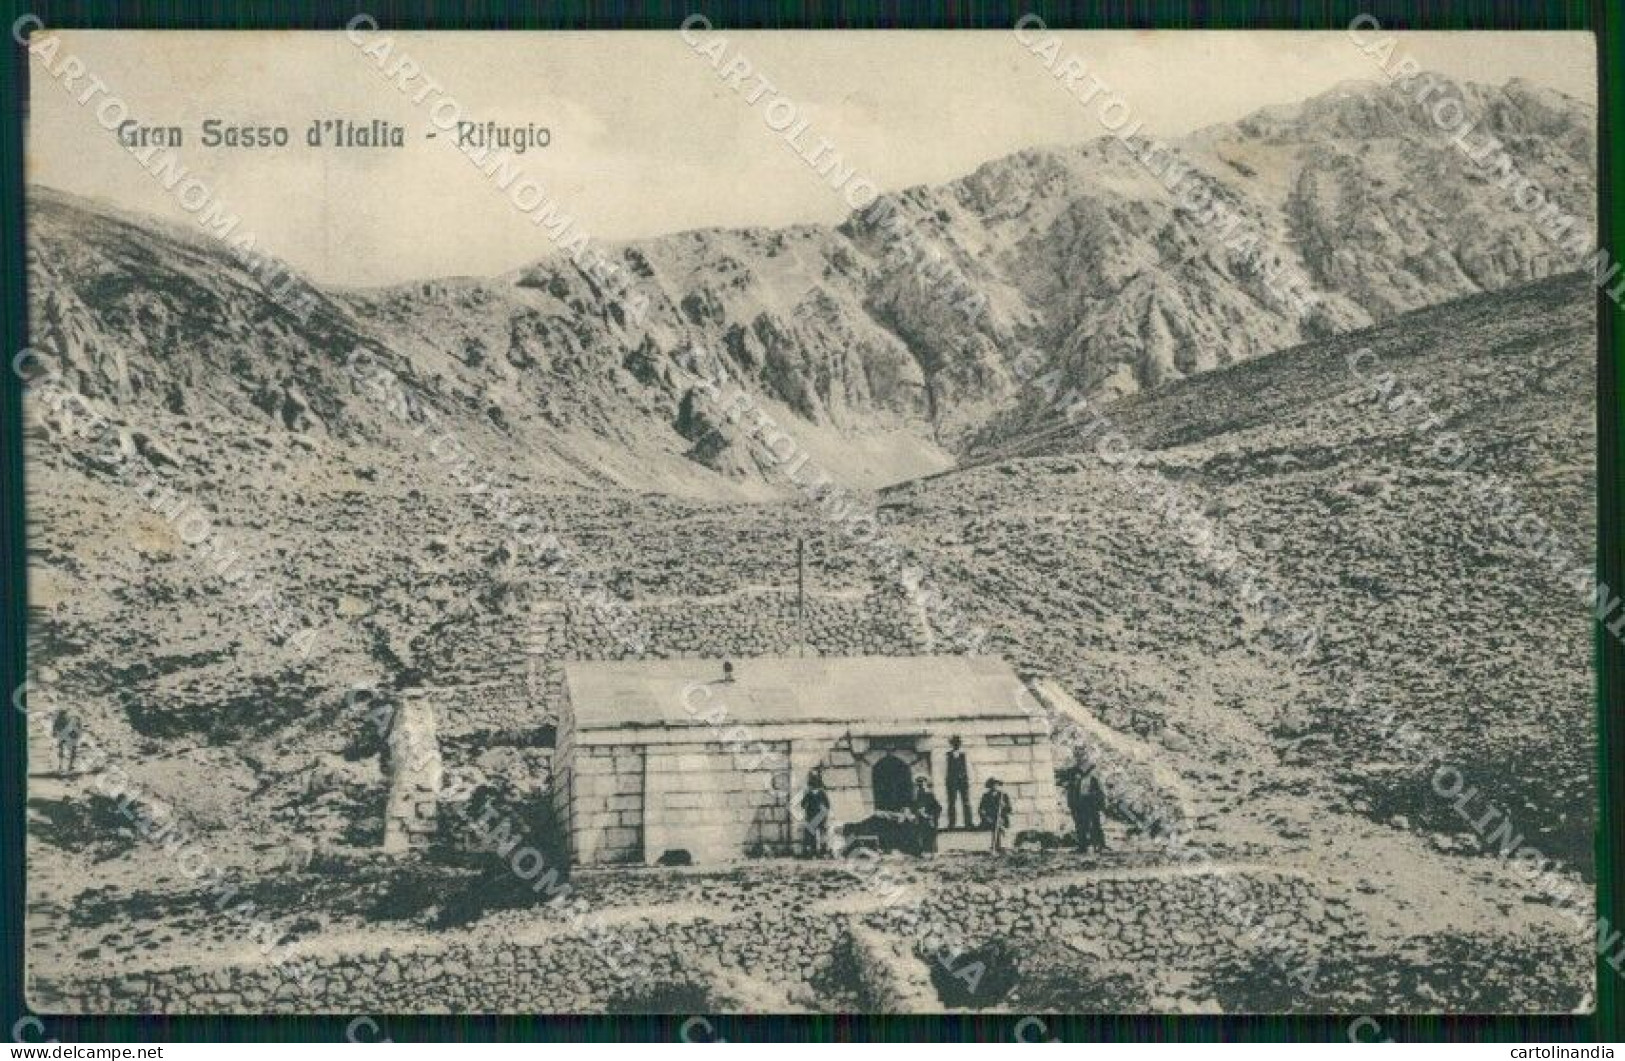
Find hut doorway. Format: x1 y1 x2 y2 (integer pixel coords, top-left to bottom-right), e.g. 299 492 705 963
872 754 913 813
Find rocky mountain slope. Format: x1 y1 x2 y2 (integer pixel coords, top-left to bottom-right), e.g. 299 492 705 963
883 270 1595 874
23 271 1595 1014
24 267 1594 855
26 74 1594 497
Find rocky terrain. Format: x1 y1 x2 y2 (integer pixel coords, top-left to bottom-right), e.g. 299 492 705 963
19 72 1598 1014
887 270 1596 877
28 850 1590 1014
26 74 1594 497
23 268 1597 1013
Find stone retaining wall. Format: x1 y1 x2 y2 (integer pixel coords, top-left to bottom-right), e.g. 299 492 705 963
562 587 927 662
865 868 1339 974
31 865 1346 1013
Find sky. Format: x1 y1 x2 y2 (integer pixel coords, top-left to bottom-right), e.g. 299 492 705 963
25 29 1596 287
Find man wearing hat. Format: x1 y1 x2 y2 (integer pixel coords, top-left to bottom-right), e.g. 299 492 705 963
799 769 832 858
979 777 1014 853
1065 766 1108 853
945 735 972 830
911 775 943 855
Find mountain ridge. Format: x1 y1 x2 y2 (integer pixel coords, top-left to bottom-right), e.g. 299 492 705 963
26 72 1595 497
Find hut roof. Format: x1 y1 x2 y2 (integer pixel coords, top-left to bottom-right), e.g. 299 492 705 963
562 655 1032 731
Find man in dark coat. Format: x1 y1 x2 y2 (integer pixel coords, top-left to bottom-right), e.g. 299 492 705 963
944 735 972 829
1081 773 1107 851
979 778 1013 852
800 770 832 858
1065 767 1108 852
911 776 943 855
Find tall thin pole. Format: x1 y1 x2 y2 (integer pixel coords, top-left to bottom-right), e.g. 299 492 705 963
797 537 805 657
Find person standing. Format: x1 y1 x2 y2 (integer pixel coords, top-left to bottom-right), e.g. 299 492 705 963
800 770 832 858
945 736 972 829
51 708 79 775
912 776 942 855
979 777 1013 853
1066 767 1107 852
1063 766 1081 847
1080 772 1107 852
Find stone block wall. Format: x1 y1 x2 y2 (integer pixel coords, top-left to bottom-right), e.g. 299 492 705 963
642 741 793 864
561 738 798 865
561 743 646 864
561 723 1060 866
965 734 1057 833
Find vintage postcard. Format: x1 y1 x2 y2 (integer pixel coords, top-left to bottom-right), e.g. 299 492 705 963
19 26 1599 1016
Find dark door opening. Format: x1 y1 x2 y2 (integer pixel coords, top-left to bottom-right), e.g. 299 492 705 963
872 754 913 813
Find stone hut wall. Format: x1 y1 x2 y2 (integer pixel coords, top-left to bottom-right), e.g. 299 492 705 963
641 740 794 864
561 722 1061 866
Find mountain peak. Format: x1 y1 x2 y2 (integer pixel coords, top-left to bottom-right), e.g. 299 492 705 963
25 69 1596 498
